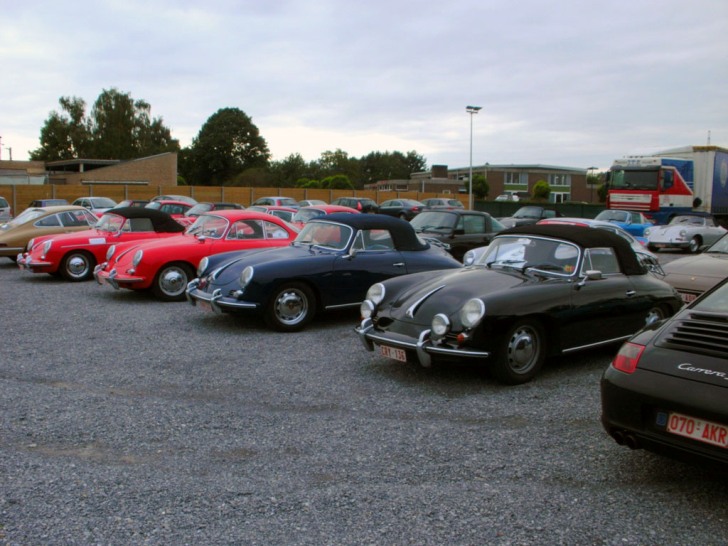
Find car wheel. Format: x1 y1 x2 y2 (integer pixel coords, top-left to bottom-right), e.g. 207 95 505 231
645 305 666 326
491 319 545 385
152 262 194 301
60 250 96 282
688 236 701 254
265 282 316 332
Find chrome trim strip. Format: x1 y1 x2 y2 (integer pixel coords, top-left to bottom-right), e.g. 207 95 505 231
561 335 631 354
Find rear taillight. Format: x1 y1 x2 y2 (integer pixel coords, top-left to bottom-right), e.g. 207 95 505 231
611 342 645 374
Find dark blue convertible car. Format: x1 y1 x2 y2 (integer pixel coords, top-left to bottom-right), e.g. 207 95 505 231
186 213 462 331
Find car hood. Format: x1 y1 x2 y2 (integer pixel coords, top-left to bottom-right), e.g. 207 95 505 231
663 253 728 279
204 244 339 286
382 266 538 325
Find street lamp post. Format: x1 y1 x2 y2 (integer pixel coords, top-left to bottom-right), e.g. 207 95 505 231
466 106 482 210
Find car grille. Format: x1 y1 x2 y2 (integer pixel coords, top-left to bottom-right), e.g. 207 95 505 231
658 311 728 357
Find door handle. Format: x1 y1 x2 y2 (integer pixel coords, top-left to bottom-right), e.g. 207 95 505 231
393 262 405 267
625 290 636 297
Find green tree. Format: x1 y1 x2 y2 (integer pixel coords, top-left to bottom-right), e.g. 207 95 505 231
31 89 178 160
321 174 354 190
184 107 270 185
472 173 489 199
268 153 310 187
359 150 427 185
533 180 551 201
30 96 91 160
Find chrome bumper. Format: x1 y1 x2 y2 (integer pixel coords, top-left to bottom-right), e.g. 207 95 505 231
355 318 490 368
185 279 256 314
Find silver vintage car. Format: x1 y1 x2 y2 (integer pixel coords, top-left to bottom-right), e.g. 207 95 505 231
645 214 727 253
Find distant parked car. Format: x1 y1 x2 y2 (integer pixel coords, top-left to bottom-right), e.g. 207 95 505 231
28 198 69 208
251 196 299 208
594 209 654 237
178 202 245 227
248 205 298 223
0 196 11 223
498 206 563 228
145 199 194 222
298 199 327 207
601 275 728 469
421 198 465 211
151 194 197 205
113 199 150 209
18 207 185 281
0 206 97 262
290 205 359 228
644 214 727 253
660 232 728 304
378 199 425 220
409 210 505 261
72 197 117 217
330 197 379 214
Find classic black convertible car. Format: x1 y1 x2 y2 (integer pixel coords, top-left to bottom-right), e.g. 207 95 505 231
356 224 684 384
601 276 728 469
186 213 462 331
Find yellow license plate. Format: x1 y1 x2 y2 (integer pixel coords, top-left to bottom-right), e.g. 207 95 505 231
666 412 728 449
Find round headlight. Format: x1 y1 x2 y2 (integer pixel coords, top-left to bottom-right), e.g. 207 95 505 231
365 283 386 305
679 229 686 238
132 250 143 267
106 245 116 260
431 313 450 336
240 266 254 287
197 257 209 277
463 250 475 266
43 240 52 254
643 228 651 237
360 300 375 320
460 298 485 328
27 238 36 250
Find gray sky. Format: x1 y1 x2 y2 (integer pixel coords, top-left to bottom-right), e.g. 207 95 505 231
2 0 727 171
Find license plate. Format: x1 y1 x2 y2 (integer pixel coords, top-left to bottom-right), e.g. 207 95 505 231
379 344 407 363
666 412 728 449
680 292 698 304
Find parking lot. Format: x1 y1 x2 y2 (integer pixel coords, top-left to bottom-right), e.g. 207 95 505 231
1 252 726 545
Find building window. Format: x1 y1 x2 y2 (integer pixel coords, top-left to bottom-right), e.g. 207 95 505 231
550 192 571 203
548 174 571 187
504 172 528 190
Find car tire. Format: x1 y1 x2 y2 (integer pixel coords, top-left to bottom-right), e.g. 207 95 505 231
152 262 194 301
60 250 96 282
491 319 546 385
264 282 316 332
645 305 667 326
688 236 701 254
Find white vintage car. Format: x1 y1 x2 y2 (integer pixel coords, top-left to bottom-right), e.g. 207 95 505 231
644 214 727 253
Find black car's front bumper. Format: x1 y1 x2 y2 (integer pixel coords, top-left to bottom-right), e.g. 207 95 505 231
355 317 490 368
186 279 258 314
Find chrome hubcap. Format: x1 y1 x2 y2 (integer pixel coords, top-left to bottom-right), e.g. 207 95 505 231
275 289 308 325
68 255 89 277
160 268 187 296
506 326 538 373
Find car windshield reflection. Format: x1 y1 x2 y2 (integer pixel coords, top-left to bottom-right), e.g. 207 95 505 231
479 236 579 275
294 222 353 250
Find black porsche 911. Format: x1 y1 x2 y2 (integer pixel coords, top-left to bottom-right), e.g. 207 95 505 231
185 213 461 331
601 276 728 469
356 224 684 385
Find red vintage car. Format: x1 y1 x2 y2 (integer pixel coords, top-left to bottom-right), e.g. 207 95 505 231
145 199 194 223
18 207 185 281
94 210 299 301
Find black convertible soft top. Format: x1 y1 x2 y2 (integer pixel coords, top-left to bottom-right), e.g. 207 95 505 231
312 212 429 251
501 223 645 275
108 207 186 233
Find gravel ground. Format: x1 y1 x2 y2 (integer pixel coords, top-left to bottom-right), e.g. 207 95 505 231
1 257 726 545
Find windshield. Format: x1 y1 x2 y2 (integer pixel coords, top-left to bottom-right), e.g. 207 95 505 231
95 213 125 232
186 214 229 239
478 235 579 275
595 210 629 223
294 221 352 250
90 197 117 208
668 215 705 226
609 168 659 190
706 234 728 253
513 207 544 219
409 211 456 233
292 208 325 223
186 203 213 216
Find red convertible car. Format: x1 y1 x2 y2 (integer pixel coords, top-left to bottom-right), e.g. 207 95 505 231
18 207 185 281
94 210 299 301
